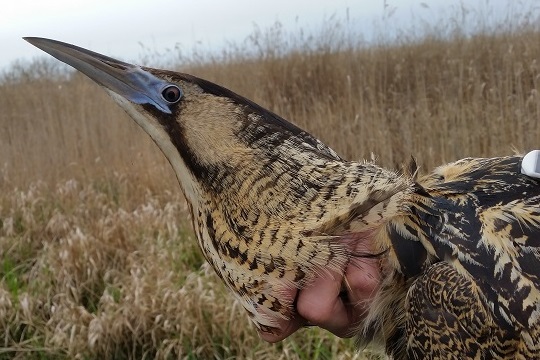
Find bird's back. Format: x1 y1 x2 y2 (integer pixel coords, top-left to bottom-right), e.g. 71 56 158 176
370 155 540 358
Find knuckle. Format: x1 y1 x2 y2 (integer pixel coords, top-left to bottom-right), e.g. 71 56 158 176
297 299 334 324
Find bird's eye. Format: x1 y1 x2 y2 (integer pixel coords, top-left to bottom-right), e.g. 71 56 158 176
161 85 182 103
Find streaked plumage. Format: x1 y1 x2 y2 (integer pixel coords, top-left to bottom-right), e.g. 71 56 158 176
26 37 540 359
368 156 540 358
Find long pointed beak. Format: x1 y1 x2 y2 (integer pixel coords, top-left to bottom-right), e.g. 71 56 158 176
24 37 174 113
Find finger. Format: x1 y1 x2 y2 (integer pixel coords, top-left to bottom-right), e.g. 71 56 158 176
345 256 380 304
258 316 305 343
296 271 354 337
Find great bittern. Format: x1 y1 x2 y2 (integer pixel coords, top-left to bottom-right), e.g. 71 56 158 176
26 37 540 359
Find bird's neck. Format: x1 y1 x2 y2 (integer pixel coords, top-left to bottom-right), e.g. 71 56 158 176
206 153 416 245
186 149 418 329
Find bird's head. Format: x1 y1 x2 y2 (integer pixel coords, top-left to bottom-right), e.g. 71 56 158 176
25 38 412 333
24 38 340 206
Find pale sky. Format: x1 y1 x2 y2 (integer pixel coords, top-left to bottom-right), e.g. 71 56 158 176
1 0 538 71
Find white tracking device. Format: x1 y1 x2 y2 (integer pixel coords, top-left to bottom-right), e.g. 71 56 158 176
521 150 540 178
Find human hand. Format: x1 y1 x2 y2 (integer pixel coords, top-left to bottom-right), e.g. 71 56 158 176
258 242 381 342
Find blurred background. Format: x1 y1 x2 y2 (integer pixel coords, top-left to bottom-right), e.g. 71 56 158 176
3 0 536 70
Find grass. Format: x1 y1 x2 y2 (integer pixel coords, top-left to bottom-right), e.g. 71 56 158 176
1 5 540 359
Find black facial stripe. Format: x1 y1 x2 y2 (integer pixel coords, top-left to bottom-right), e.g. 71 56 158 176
141 103 216 185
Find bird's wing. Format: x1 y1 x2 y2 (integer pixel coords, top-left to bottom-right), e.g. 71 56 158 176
405 262 496 359
411 156 540 356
